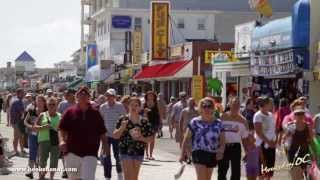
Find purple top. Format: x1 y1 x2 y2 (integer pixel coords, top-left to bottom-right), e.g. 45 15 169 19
188 116 223 153
246 146 260 168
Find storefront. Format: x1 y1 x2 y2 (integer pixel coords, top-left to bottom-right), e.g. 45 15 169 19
133 60 193 101
250 2 310 104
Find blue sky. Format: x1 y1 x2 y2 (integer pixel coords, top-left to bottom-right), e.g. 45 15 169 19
0 0 81 68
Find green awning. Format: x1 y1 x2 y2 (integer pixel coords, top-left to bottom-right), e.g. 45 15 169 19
67 78 84 89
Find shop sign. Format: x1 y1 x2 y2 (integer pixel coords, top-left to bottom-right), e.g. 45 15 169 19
151 2 170 60
192 75 204 102
205 51 238 64
251 49 308 76
86 44 97 70
132 31 143 64
184 42 193 60
112 16 132 29
170 46 183 58
235 21 255 58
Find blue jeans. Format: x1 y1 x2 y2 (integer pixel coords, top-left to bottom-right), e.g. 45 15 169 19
100 137 122 178
28 134 38 161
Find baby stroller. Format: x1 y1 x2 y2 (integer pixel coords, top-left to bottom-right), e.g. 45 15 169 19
0 134 13 175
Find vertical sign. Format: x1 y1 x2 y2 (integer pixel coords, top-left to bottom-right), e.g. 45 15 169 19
151 1 170 60
192 75 204 102
86 44 97 70
132 31 143 64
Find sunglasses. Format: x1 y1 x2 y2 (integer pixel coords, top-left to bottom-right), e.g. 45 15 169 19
294 112 305 116
202 104 213 109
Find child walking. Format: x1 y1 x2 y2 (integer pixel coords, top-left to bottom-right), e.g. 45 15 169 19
244 133 261 180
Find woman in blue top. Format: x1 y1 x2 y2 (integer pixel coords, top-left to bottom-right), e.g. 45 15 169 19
180 97 225 180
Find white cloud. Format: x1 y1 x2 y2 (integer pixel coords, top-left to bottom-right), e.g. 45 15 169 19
0 0 81 68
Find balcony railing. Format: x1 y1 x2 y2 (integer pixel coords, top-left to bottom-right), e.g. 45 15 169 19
81 0 92 6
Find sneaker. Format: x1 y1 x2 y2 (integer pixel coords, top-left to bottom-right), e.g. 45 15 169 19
117 173 123 180
62 171 68 179
25 172 34 179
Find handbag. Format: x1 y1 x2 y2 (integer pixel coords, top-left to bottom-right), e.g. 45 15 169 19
46 113 59 146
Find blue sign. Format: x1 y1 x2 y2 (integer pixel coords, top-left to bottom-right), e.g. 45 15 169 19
86 44 97 70
112 16 132 29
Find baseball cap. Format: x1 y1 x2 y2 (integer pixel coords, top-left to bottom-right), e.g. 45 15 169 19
179 91 187 97
76 86 90 96
46 89 53 93
25 93 32 97
105 88 116 96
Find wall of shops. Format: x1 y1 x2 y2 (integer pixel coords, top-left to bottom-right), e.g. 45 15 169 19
308 0 320 114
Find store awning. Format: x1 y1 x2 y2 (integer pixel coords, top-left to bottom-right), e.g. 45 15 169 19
251 16 292 51
67 78 84 89
134 60 192 80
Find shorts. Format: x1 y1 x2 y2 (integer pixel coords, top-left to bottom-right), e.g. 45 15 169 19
64 153 97 180
192 150 217 168
120 154 144 162
260 143 275 177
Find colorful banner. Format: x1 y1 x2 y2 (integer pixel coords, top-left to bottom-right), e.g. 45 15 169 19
132 31 143 64
205 51 238 64
151 1 170 60
86 44 98 70
248 0 273 17
192 75 204 102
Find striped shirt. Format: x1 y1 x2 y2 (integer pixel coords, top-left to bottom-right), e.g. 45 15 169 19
99 102 126 137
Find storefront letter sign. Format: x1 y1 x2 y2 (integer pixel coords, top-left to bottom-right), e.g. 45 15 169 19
192 75 204 102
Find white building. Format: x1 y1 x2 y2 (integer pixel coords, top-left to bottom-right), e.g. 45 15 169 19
54 61 78 80
84 0 294 64
14 51 36 73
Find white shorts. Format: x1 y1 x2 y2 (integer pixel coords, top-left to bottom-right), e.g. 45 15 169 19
64 153 97 180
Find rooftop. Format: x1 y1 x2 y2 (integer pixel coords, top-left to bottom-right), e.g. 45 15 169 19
119 0 296 12
15 51 35 62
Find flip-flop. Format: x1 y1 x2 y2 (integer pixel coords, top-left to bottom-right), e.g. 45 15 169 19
149 157 155 160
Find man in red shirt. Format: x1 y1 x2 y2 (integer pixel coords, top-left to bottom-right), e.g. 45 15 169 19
58 86 108 180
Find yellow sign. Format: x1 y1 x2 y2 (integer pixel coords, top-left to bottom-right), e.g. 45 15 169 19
192 75 204 102
249 0 273 17
151 2 170 60
205 51 238 64
133 31 143 64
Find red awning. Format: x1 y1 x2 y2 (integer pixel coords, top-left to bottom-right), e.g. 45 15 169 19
134 60 191 80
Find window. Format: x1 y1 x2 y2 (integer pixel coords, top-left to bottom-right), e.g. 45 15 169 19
197 18 206 30
134 17 142 30
177 18 185 29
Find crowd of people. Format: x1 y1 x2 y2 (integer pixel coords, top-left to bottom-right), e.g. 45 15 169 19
0 87 319 180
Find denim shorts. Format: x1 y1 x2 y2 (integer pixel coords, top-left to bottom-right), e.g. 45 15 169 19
120 154 144 162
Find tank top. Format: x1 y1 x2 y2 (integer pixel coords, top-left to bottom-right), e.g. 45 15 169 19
144 103 160 128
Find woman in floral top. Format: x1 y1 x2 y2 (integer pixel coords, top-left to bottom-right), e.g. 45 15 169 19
113 97 154 180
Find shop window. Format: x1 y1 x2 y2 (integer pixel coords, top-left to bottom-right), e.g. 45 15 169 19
177 18 185 29
197 18 206 30
134 17 142 30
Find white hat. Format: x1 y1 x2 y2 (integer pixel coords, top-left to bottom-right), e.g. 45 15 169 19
105 88 116 96
46 89 53 93
293 107 306 114
25 93 32 97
